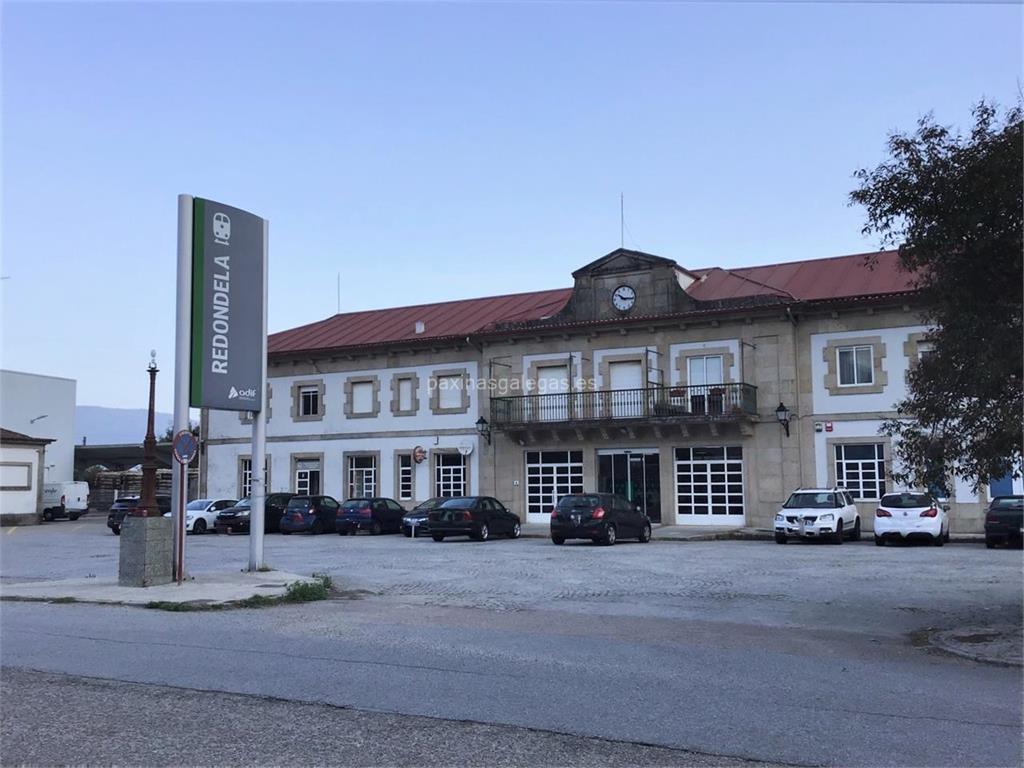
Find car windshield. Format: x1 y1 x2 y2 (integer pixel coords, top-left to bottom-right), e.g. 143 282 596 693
784 492 836 509
186 500 211 510
557 495 601 509
112 499 138 508
287 499 313 511
880 493 933 509
991 497 1023 510
413 498 444 511
342 500 370 510
438 498 475 510
230 500 251 510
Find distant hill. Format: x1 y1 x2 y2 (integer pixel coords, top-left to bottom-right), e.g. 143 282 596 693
76 405 174 446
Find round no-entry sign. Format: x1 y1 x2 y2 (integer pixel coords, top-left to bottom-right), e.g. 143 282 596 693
172 430 199 465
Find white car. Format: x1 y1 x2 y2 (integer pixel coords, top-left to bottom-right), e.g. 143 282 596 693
163 498 237 534
775 487 861 544
874 491 949 547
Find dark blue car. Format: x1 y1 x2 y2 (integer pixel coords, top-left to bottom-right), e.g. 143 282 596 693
279 495 340 535
336 497 405 535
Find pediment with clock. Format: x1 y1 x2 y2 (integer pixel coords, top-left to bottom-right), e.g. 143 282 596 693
551 248 700 324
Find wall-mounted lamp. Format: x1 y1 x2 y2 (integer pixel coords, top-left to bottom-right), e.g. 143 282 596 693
775 402 791 438
475 417 491 445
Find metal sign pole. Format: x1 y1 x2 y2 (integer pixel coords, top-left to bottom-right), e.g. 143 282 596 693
248 217 269 572
172 194 193 582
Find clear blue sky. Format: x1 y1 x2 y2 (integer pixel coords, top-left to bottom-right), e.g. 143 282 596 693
1 1 1020 413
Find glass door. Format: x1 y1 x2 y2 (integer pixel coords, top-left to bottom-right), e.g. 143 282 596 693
597 450 661 522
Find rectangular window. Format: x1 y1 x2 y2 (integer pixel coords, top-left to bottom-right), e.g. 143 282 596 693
837 346 874 386
397 453 414 501
917 342 935 363
295 459 321 495
675 446 744 518
299 386 320 416
347 455 377 498
687 355 724 386
525 450 584 517
398 378 414 412
351 381 374 415
239 458 270 498
434 453 467 497
438 375 462 410
834 443 886 501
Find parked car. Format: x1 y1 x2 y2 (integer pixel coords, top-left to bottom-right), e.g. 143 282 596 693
984 495 1023 549
336 497 405 535
774 487 861 544
874 492 950 546
163 498 237 534
107 495 171 535
550 493 652 546
214 493 295 534
42 481 90 522
427 496 521 542
279 495 341 535
402 498 446 537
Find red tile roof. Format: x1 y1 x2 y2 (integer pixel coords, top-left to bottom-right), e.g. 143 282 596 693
269 288 573 356
269 249 916 356
687 249 914 302
1 427 53 445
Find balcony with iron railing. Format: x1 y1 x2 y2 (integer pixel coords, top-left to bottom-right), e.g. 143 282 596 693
490 383 758 428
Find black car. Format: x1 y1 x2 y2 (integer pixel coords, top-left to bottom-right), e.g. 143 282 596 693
279 495 341 535
401 498 445 537
984 495 1023 548
107 496 171 535
550 493 652 546
336 497 405 535
427 496 521 542
215 493 295 534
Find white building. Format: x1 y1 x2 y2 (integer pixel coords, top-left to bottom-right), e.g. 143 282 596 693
0 427 53 524
0 370 76 483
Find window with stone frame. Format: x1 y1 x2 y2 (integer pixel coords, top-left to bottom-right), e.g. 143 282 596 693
299 385 320 417
434 453 467 497
350 381 374 415
239 457 270 499
347 455 377 498
397 453 414 501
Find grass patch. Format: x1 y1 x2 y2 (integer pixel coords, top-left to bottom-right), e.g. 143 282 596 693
144 574 334 612
49 597 78 604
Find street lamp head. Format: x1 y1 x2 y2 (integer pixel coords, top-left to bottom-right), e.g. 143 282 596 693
475 417 491 444
775 402 791 438
148 350 158 371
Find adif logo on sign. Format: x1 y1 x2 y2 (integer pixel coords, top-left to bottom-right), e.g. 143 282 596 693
213 213 231 245
229 386 257 400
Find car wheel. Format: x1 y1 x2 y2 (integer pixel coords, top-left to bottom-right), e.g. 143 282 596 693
42 510 54 522
68 513 80 521
510 522 521 539
985 537 995 549
370 520 382 536
774 532 787 545
874 535 884 547
944 527 951 543
850 517 861 541
639 523 652 543
193 519 207 535
551 536 565 546
602 524 616 546
112 526 121 536
832 520 844 544
431 534 445 542
402 529 411 537
933 531 944 547
474 523 489 542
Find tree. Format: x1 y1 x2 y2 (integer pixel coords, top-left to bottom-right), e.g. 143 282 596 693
850 102 1023 492
161 423 199 442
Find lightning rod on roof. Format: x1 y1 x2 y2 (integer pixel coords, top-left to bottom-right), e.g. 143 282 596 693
620 193 624 249
337 272 340 314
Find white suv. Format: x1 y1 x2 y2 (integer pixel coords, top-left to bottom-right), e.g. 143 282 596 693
775 487 861 544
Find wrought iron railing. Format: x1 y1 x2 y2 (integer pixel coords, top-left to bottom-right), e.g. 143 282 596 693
490 383 757 427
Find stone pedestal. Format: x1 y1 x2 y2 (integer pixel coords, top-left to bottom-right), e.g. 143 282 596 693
119 516 173 587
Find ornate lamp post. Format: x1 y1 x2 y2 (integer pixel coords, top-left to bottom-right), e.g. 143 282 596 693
134 351 161 517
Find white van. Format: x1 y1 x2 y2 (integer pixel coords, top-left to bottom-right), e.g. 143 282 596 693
41 481 90 521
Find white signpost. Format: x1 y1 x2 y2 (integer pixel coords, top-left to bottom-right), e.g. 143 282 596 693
173 194 268 579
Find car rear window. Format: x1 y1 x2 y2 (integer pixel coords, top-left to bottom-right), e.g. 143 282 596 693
880 493 933 508
784 492 836 509
342 500 370 510
557 495 600 509
438 498 475 510
287 499 313 511
991 497 1024 510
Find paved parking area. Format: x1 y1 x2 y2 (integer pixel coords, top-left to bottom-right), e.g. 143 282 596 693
3 515 1021 637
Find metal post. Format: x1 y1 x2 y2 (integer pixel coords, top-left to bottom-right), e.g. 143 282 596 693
172 194 193 581
249 217 269 571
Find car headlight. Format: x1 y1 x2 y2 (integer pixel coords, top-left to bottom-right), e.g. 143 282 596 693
237 510 250 517
186 514 194 521
775 514 784 521
818 514 834 522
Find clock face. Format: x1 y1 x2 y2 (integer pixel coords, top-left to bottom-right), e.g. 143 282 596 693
611 285 636 312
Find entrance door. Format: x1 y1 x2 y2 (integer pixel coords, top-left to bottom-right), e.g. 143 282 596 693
597 450 661 522
535 364 569 422
674 446 744 525
608 361 643 418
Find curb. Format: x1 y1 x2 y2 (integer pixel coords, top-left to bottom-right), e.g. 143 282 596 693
928 627 1023 668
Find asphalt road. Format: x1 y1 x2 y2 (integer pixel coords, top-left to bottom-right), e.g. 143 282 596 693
2 517 1022 767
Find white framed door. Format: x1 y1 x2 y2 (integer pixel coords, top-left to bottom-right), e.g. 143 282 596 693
607 361 643 418
525 450 584 523
534 364 570 422
674 446 745 526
